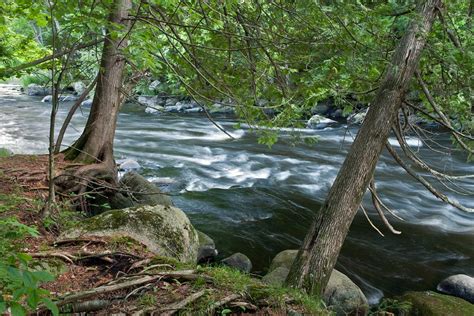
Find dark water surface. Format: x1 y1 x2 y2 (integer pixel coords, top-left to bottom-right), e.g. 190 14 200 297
1 85 473 303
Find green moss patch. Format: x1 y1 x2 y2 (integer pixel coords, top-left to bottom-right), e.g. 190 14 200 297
402 291 474 316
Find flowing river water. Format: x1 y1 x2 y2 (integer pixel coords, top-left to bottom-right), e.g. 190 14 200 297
1 84 473 303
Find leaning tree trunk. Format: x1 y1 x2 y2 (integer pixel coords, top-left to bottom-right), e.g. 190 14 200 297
64 0 132 165
285 0 442 296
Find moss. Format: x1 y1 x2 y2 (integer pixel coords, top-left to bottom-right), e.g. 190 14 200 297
402 291 474 316
200 265 328 315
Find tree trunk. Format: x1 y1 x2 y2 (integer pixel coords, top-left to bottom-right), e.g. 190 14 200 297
285 0 442 296
64 0 132 165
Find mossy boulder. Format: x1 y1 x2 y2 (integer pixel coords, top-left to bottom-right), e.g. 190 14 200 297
221 253 252 273
109 172 172 209
263 249 368 316
60 205 200 262
402 291 474 316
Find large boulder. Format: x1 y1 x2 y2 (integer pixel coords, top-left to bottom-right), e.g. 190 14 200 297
221 253 252 273
402 291 474 316
110 172 172 209
437 274 474 303
61 205 200 262
262 250 368 316
26 84 51 96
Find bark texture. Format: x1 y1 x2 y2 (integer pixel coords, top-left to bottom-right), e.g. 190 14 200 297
285 0 442 296
64 0 132 164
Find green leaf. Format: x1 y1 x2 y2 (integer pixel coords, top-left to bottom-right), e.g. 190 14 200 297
10 302 26 316
41 298 59 316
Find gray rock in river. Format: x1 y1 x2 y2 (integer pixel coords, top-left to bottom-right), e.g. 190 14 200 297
307 114 337 129
262 249 368 316
164 97 179 107
26 84 51 96
221 253 252 273
109 172 173 209
437 274 474 303
81 99 93 107
60 204 200 262
41 94 79 102
196 230 218 263
138 95 165 107
210 103 235 115
184 107 203 114
118 159 141 171
145 106 164 114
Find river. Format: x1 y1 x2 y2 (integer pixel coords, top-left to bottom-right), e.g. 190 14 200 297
1 84 473 304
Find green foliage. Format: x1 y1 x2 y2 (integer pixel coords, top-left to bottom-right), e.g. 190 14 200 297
0 217 58 316
369 298 412 315
20 71 50 88
0 193 26 213
0 148 12 157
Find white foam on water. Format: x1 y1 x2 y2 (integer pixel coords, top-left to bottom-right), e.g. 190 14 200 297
292 183 323 194
388 136 423 148
275 170 291 181
147 176 175 184
226 167 272 183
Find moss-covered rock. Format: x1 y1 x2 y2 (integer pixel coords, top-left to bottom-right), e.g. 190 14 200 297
263 249 368 316
221 253 252 273
109 172 172 209
402 291 474 316
60 205 200 262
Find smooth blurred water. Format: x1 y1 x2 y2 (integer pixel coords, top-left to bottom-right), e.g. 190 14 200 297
1 85 473 303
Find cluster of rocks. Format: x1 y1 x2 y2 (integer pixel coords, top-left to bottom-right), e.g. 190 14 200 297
138 95 235 116
26 82 86 103
262 250 368 316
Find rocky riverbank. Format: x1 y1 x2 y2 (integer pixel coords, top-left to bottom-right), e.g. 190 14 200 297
1 150 472 315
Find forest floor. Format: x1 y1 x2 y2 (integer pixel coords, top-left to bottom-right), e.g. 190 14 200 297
0 154 329 315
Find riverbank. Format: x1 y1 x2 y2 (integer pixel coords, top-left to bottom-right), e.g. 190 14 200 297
1 153 473 315
0 153 331 315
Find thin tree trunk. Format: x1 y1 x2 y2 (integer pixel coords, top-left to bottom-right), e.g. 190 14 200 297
44 0 58 218
285 0 442 296
64 0 132 164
